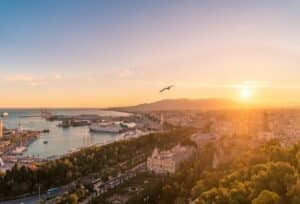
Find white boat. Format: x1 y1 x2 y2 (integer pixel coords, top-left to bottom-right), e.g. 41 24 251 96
1 112 8 117
0 158 4 167
89 122 123 133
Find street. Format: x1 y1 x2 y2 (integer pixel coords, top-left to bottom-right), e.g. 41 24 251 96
0 187 67 204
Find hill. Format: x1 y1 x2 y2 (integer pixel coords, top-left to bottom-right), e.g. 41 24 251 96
107 98 239 112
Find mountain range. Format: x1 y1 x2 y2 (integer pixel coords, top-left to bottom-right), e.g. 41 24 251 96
107 98 240 112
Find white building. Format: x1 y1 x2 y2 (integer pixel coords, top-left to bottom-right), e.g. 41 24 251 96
0 158 4 167
147 145 194 174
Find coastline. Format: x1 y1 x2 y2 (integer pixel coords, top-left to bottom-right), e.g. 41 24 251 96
43 129 158 161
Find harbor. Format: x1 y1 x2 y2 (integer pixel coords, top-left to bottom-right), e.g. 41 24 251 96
0 109 162 173
0 109 130 158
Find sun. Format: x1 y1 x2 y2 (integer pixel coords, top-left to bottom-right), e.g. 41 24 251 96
240 86 252 99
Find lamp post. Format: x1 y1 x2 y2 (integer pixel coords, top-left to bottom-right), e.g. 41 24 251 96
36 154 41 203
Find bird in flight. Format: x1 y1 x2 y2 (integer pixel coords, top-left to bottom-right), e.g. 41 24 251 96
160 85 174 93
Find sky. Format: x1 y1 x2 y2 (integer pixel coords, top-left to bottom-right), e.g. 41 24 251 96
1 0 300 108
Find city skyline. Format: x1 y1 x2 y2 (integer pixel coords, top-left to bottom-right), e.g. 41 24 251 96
1 0 300 107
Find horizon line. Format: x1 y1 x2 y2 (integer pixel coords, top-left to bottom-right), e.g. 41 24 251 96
0 97 300 109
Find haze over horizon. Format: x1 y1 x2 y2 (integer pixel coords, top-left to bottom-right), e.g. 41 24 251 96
1 0 300 108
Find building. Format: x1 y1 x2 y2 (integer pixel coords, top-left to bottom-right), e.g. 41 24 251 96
0 120 3 138
257 131 275 142
212 121 235 136
191 133 216 148
147 145 194 174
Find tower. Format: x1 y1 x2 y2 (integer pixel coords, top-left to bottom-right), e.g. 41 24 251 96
0 120 3 138
160 112 164 126
17 122 23 132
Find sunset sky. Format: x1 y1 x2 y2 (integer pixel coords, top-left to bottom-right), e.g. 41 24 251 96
1 0 300 108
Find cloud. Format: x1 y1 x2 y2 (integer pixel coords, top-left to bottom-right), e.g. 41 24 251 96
3 75 36 82
2 73 64 86
172 81 272 89
119 69 134 78
2 74 44 86
232 81 271 89
53 73 63 80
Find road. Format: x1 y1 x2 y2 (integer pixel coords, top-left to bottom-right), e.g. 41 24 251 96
0 163 146 204
81 162 146 204
0 186 68 204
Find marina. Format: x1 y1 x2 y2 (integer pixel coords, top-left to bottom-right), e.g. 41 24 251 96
0 109 132 159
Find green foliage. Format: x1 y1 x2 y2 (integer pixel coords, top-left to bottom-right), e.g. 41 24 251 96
104 138 300 204
0 128 195 200
66 193 79 204
192 141 300 204
252 190 279 204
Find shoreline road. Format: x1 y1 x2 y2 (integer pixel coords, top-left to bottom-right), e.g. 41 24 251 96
0 186 68 204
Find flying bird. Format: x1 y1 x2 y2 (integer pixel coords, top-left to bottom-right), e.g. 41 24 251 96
160 85 174 93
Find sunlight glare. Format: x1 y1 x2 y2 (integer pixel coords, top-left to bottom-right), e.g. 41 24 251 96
241 86 252 99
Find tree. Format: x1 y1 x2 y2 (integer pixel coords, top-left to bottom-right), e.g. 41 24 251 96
66 193 79 204
174 197 185 204
252 190 279 204
0 127 196 200
287 179 300 204
162 184 176 203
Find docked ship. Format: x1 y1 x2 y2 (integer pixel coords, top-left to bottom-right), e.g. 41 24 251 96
1 112 8 117
57 120 71 128
41 109 52 120
89 122 123 133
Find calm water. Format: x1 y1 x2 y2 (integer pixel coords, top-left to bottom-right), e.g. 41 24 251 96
0 109 130 158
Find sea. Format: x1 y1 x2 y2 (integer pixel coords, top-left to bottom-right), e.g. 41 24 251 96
0 109 130 158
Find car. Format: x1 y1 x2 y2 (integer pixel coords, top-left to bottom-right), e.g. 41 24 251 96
47 188 59 195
